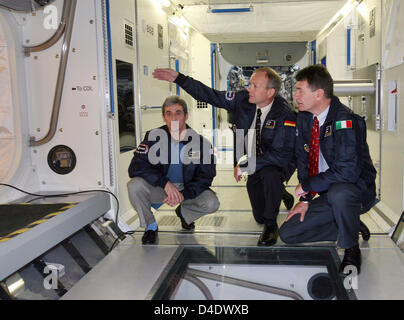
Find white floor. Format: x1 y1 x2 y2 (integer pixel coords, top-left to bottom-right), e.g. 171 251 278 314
152 168 387 235
140 168 404 300
63 228 404 300
80 168 403 301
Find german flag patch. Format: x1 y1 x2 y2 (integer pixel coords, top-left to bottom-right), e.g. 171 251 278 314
284 120 296 127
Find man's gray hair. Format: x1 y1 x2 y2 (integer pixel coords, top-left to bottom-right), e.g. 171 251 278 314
162 95 188 114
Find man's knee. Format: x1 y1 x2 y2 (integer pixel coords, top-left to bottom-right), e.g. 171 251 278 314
328 183 360 205
207 193 220 213
127 177 149 195
279 218 300 244
279 228 295 244
201 191 220 213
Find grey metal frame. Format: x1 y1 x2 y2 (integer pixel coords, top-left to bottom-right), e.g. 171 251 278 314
0 192 110 282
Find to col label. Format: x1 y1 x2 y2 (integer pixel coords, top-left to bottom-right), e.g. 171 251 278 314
73 86 93 92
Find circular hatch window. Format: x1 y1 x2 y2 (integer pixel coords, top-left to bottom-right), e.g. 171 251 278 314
47 145 76 175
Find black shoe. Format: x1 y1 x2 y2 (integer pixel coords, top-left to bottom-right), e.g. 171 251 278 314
360 221 371 241
257 224 279 246
282 190 294 210
339 245 361 275
175 206 195 230
142 228 158 244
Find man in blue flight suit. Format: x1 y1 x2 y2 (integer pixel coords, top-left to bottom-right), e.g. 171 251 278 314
127 96 220 244
153 68 297 246
279 65 376 275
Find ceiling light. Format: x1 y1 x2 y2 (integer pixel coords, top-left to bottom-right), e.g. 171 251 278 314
150 0 170 10
208 5 254 14
159 0 170 7
317 0 361 37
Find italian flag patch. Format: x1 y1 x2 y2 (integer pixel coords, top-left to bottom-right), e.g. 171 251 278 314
336 120 352 130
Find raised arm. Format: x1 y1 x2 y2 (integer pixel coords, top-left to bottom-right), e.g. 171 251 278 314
153 68 179 82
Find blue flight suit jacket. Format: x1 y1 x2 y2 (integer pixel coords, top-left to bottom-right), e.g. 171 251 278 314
296 96 376 207
128 125 216 200
174 73 297 176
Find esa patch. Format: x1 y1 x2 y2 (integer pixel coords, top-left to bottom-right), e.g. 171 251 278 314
304 144 310 153
225 91 235 101
264 120 276 129
135 144 148 154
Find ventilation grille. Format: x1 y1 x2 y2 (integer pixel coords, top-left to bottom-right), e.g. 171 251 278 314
158 215 225 227
197 101 208 109
124 21 134 48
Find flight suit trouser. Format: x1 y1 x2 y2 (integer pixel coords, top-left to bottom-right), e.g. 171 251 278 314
279 183 362 249
246 165 285 227
127 177 220 228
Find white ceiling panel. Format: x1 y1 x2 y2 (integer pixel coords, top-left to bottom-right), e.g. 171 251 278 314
170 0 347 42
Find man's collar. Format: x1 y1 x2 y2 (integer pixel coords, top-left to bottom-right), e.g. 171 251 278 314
315 105 330 126
257 100 273 113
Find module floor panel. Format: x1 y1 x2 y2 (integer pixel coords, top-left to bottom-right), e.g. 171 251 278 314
0 203 77 238
63 234 404 300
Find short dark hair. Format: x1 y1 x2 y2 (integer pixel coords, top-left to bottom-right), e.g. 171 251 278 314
162 95 188 115
295 65 334 99
253 67 282 95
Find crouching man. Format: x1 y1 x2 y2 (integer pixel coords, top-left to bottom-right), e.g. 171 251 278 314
279 65 376 275
127 96 220 244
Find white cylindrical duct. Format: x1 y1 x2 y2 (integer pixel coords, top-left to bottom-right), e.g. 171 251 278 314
334 80 376 97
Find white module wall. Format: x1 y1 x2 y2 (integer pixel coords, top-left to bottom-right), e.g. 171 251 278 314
355 0 382 70
137 0 170 138
379 0 404 220
188 31 213 144
168 20 191 109
381 64 404 220
316 0 404 225
20 0 113 192
109 0 139 224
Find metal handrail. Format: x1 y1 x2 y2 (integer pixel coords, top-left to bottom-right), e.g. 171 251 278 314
185 268 304 300
24 0 69 55
141 105 162 110
30 0 77 147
